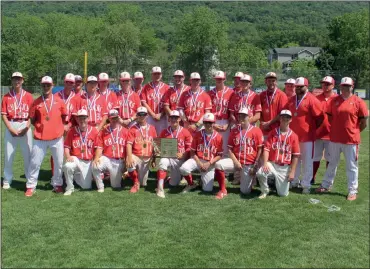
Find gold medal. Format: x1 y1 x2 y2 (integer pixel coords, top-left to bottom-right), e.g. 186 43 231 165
279 149 284 154
216 105 221 111
143 143 147 148
46 116 50 121
81 149 85 153
204 152 208 158
112 145 116 151
192 107 196 112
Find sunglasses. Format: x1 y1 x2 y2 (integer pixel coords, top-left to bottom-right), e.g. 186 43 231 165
42 84 52 87
169 116 180 119
203 121 214 124
137 113 147 117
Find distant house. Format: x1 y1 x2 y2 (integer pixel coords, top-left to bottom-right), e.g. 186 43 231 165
268 47 322 72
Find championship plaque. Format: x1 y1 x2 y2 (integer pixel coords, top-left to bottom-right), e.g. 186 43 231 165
153 138 178 158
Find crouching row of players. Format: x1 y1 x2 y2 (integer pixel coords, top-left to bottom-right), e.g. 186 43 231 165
64 106 299 200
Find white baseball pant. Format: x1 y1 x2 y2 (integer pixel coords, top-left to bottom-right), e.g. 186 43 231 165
321 142 358 194
256 162 290 196
291 142 314 189
127 154 151 186
215 158 254 194
3 120 32 185
26 137 64 189
63 156 93 191
147 115 167 136
158 158 184 186
313 139 330 162
180 158 215 192
92 156 125 189
216 119 230 157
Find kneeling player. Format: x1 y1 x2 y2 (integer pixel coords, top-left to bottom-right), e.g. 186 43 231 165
63 109 99 195
179 113 223 193
92 109 128 192
256 110 300 198
156 110 192 198
214 108 263 199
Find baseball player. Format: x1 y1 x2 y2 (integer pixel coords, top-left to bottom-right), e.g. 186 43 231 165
155 110 193 198
131 72 144 96
177 72 212 135
25 76 67 197
163 70 190 115
284 77 323 193
232 72 244 92
140 66 170 135
126 106 157 193
116 72 141 128
207 71 233 156
97 73 119 111
316 77 368 201
179 113 223 193
214 108 264 199
92 109 128 192
256 110 300 198
312 76 337 184
284 78 296 98
1 72 33 189
63 109 99 195
259 72 288 138
74 75 84 95
73 75 108 131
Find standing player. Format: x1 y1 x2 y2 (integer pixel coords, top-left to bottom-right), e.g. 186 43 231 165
207 71 233 155
316 77 368 201
25 76 67 197
74 75 84 96
155 110 193 198
179 113 223 193
97 73 118 111
140 66 170 135
132 72 144 96
2 72 33 189
126 107 157 193
284 77 323 193
163 70 190 116
284 78 296 98
214 108 264 199
177 72 212 135
74 76 108 131
116 72 141 128
256 110 300 199
63 109 99 195
312 76 337 184
92 109 128 192
232 72 244 92
259 72 288 138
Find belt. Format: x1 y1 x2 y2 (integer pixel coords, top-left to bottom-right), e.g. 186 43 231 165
111 158 123 161
276 163 289 167
9 118 27 122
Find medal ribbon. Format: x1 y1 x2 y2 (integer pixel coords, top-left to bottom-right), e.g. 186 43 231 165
265 88 277 108
238 124 253 161
61 90 75 106
122 90 133 118
169 126 182 139
151 82 163 114
42 94 54 118
10 89 25 117
276 128 292 163
190 88 202 117
87 93 99 123
109 125 121 158
77 126 91 158
139 125 149 148
295 92 307 111
240 90 251 110
174 84 185 104
99 89 111 102
202 130 216 158
214 86 227 114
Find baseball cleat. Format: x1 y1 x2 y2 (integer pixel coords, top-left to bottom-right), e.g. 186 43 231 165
215 190 227 200
231 179 240 185
64 189 74 196
182 184 197 193
258 193 268 199
3 182 10 190
302 188 310 194
25 188 36 197
53 186 63 193
347 193 357 201
156 189 166 198
315 186 330 193
179 178 187 186
97 188 104 193
130 183 140 193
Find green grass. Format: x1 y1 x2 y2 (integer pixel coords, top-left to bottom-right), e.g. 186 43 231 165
1 114 369 268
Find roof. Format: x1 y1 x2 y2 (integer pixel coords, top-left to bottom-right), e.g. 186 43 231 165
272 47 321 55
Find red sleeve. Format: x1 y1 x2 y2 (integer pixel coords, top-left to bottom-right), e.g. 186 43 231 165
27 93 34 108
1 97 8 115
264 130 274 152
280 93 289 111
227 131 235 148
204 94 212 110
140 86 147 103
228 93 236 112
29 101 37 120
60 101 67 116
216 135 223 155
291 134 300 155
184 130 192 151
177 93 185 109
255 128 264 147
253 94 262 112
190 133 198 151
64 129 73 148
159 129 166 138
96 131 104 148
127 128 136 144
134 94 141 110
358 99 369 118
111 93 119 109
311 96 323 117
101 99 108 115
162 90 170 106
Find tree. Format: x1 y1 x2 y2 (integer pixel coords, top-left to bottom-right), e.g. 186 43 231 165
289 59 321 88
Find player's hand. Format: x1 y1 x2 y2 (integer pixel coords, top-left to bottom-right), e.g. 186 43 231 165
9 128 20 137
287 171 295 182
202 162 211 171
197 161 205 171
248 166 257 176
64 124 70 133
150 159 156 169
233 160 243 170
262 164 270 174
183 121 190 128
17 127 29 137
122 119 131 126
260 121 270 131
177 152 184 160
66 156 74 163
93 158 101 168
153 114 161 121
126 157 135 168
189 124 197 131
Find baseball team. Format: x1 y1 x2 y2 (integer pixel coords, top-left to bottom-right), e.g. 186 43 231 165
2 68 368 201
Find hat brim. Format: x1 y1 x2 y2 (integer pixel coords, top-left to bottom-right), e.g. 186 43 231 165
77 114 88 117
64 79 75 83
109 115 119 119
214 76 225 79
120 78 131 81
280 113 292 117
340 83 352 86
134 76 144 79
152 72 162 74
295 84 307 87
12 76 23 79
203 120 215 123
87 80 98 83
265 76 277 79
98 79 109 82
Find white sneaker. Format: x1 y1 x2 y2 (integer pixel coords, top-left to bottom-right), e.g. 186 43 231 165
64 189 73 196
179 178 187 186
290 182 300 189
97 188 104 193
3 182 10 190
182 184 197 193
258 193 268 199
302 188 310 194
156 189 166 198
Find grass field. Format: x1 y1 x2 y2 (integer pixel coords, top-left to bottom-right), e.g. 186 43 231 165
1 110 369 268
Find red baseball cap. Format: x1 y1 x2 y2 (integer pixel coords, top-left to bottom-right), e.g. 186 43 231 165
295 77 309 87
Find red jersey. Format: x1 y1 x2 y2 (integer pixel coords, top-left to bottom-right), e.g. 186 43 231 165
140 82 170 114
64 126 99 161
127 123 157 157
284 92 323 142
315 92 337 140
74 93 108 126
326 95 369 145
163 84 190 111
228 124 264 165
190 130 223 161
98 89 119 111
228 90 262 119
1 89 33 120
29 94 67 140
159 126 192 154
116 90 141 119
264 127 300 165
131 85 144 97
260 88 288 136
55 89 76 123
207 86 234 120
96 125 128 159
177 89 212 123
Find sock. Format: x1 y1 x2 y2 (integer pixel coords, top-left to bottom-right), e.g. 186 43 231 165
50 156 54 176
313 161 320 180
326 161 329 169
157 170 167 190
129 170 139 185
184 175 193 185
215 169 226 192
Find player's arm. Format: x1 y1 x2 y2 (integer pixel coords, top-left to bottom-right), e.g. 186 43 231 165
359 117 368 132
260 149 270 173
163 104 172 116
126 143 135 168
64 147 74 162
288 155 299 182
18 118 31 137
1 114 19 136
249 111 261 124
